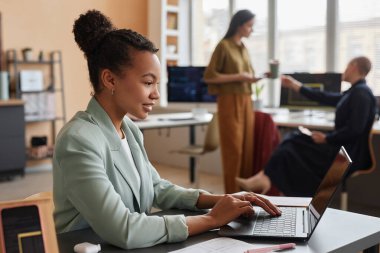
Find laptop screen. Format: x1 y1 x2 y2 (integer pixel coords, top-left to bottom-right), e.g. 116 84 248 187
308 147 352 235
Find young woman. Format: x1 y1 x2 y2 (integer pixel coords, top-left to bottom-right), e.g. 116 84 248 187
53 10 280 250
204 9 264 193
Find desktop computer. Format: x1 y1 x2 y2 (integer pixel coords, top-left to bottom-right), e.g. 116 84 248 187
167 66 216 103
280 73 342 111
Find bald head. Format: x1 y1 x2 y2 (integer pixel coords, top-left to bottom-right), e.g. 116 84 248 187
351 56 372 77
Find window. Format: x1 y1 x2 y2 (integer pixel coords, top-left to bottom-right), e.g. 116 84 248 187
278 0 327 73
235 0 268 75
190 0 380 96
191 0 230 66
338 0 380 95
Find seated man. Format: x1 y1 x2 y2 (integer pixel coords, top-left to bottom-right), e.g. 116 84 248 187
236 56 377 197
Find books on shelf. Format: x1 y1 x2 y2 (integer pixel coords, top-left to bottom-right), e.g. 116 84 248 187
19 70 44 92
22 93 55 121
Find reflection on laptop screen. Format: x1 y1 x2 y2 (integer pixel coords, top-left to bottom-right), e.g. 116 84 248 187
308 147 352 235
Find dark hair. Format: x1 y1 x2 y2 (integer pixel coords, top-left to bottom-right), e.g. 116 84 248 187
73 10 159 93
352 56 372 77
223 9 255 39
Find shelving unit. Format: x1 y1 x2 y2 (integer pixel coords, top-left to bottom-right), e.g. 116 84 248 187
0 99 25 179
5 49 66 160
166 1 180 66
148 0 190 106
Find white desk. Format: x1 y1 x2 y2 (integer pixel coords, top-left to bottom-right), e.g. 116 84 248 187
138 109 380 134
57 208 380 253
262 108 380 134
134 112 212 130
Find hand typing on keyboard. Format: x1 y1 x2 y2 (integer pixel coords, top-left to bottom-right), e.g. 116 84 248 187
231 192 282 217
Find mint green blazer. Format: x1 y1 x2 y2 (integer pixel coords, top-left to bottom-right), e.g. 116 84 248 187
53 98 203 249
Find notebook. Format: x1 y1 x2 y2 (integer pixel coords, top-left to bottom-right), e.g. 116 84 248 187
219 146 352 241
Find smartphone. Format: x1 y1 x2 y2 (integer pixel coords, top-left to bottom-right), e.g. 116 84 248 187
298 126 312 136
1 205 45 253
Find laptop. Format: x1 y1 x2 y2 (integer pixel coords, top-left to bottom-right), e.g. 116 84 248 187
219 146 352 241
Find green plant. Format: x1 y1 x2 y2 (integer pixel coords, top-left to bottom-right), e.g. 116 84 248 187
254 83 264 100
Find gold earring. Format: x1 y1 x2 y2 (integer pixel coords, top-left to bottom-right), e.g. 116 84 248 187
111 89 115 95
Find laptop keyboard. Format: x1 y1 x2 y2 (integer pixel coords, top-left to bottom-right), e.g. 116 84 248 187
252 207 297 237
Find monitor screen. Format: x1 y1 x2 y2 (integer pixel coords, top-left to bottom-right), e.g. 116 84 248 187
167 66 216 103
280 73 342 110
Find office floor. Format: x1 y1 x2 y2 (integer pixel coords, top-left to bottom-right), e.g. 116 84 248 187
0 162 224 202
1 163 379 219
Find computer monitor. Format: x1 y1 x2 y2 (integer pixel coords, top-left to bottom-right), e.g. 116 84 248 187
167 66 216 103
280 73 342 110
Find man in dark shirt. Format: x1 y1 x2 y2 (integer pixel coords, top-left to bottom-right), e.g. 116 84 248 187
236 56 377 197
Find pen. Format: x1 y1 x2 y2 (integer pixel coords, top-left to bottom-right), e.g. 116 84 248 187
244 243 296 253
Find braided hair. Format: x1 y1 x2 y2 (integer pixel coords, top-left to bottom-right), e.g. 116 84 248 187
73 10 159 93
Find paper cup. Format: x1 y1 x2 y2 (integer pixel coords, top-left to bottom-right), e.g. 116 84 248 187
269 59 280 79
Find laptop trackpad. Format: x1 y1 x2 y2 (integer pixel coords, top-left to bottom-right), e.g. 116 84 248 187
219 217 255 236
219 208 267 236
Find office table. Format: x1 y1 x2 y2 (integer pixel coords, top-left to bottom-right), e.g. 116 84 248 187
261 108 380 134
134 110 380 184
57 208 380 253
134 112 213 183
135 112 212 130
138 109 380 134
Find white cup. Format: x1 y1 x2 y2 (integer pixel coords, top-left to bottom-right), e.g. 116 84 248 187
269 59 280 79
192 108 208 120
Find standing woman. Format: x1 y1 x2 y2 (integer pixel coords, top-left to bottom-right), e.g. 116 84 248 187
204 9 262 193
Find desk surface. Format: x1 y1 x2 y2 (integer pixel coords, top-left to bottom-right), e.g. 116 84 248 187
57 208 380 253
134 112 213 130
263 108 380 134
138 109 380 134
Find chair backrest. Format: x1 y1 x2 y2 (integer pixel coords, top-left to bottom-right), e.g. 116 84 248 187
352 129 376 177
203 112 219 152
25 191 54 209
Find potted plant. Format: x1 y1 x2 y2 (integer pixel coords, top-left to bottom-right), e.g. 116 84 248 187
21 47 32 61
254 82 264 109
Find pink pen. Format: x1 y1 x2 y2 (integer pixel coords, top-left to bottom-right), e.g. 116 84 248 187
245 243 296 253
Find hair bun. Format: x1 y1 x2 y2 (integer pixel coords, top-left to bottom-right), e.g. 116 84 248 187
73 10 115 56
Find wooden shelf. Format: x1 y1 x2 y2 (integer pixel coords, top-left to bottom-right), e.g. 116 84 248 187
167 5 179 13
0 99 24 106
167 54 179 60
166 29 179 36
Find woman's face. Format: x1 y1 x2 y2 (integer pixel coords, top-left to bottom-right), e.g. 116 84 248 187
239 18 255 38
113 50 161 119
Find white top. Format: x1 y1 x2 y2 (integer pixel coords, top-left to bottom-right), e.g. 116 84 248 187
121 136 141 190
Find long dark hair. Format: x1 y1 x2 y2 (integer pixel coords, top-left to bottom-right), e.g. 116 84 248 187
223 9 255 39
72 10 158 94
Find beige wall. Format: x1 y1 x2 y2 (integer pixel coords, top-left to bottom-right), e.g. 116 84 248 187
0 0 147 149
1 0 147 118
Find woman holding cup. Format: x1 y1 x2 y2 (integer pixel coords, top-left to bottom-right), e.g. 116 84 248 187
203 9 266 193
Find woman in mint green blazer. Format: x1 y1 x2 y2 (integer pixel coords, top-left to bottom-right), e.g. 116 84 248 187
53 10 280 250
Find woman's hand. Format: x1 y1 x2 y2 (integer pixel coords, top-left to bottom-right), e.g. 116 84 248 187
240 72 262 83
186 194 254 236
206 194 255 227
231 192 281 216
186 193 281 236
